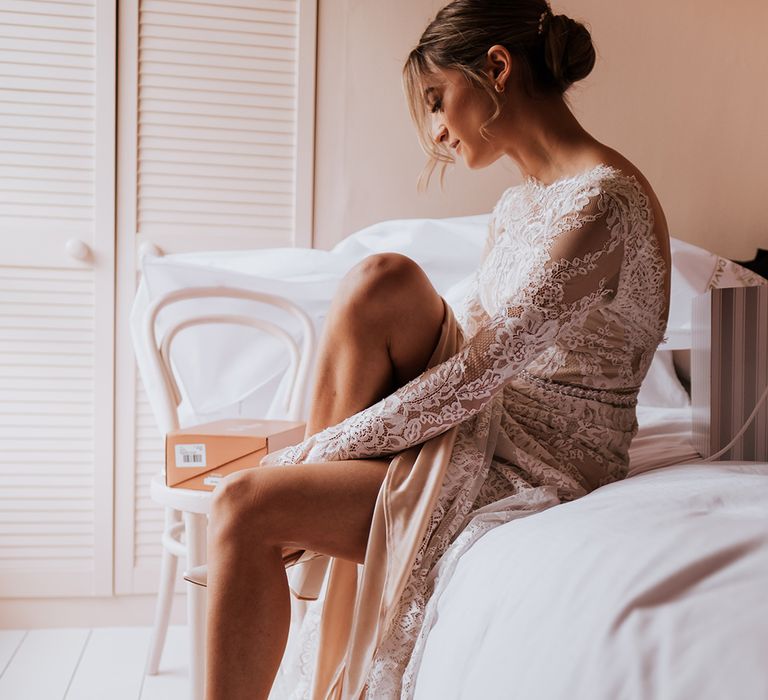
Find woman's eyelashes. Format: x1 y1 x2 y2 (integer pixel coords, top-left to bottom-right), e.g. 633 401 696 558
430 98 442 113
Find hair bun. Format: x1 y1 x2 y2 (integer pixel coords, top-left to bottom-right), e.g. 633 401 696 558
542 14 596 90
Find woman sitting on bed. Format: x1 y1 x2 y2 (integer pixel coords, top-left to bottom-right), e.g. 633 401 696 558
203 1 672 698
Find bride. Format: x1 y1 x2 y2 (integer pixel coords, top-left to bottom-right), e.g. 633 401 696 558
203 1 671 698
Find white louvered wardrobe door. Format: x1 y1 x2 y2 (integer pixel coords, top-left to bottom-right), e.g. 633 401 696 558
0 1 116 596
114 0 317 592
133 0 314 254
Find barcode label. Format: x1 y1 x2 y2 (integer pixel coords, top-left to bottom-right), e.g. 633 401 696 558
175 444 207 468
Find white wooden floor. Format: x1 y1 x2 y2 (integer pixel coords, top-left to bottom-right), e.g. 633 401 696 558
0 625 190 700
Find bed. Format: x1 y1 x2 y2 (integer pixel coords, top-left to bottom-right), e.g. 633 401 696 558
130 214 768 699
410 412 768 699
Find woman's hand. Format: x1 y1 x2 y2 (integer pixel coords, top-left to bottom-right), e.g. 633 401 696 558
259 434 318 467
258 445 293 467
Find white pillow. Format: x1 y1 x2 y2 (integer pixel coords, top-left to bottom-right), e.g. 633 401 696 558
664 237 766 350
638 238 765 407
637 349 690 408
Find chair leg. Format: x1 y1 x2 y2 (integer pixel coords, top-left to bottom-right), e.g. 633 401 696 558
185 511 208 700
145 506 182 675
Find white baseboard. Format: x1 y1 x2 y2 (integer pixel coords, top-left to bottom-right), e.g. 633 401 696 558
0 593 187 630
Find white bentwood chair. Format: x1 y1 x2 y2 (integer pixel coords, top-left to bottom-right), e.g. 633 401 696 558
138 285 329 700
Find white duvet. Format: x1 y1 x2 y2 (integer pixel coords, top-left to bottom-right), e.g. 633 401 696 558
411 407 768 700
271 403 767 699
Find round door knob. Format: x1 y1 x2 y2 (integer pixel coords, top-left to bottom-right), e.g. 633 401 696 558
65 238 92 262
139 242 163 261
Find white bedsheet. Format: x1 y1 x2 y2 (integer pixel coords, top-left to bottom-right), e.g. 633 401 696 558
410 406 768 699
628 405 701 477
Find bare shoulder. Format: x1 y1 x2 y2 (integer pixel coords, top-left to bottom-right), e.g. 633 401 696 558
591 149 669 245
589 146 671 312
592 150 665 220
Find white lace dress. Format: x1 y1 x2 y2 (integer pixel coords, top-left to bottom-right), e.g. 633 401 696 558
265 163 669 698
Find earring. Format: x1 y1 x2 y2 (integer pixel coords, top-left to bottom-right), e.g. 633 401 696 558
494 83 504 94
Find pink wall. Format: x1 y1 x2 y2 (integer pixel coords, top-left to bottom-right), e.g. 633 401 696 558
313 0 767 261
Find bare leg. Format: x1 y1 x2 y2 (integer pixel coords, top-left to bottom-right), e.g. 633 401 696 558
305 253 446 434
204 253 446 700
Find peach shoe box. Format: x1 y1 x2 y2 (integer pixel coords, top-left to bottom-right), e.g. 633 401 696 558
165 418 306 491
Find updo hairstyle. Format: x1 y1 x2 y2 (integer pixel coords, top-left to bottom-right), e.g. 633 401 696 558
403 0 596 190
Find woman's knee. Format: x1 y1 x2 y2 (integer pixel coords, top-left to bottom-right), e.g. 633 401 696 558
336 253 430 320
209 469 270 544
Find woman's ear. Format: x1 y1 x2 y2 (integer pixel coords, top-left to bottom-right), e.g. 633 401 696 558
484 44 513 91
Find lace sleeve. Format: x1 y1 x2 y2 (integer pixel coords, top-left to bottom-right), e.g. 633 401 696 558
454 212 496 337
262 187 628 466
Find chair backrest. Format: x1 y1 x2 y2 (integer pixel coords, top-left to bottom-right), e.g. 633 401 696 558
142 286 316 433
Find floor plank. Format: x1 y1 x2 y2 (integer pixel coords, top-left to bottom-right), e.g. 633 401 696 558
139 625 189 700
0 628 89 700
0 630 26 677
65 627 153 700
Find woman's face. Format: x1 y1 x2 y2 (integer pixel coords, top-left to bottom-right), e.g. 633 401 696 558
425 67 503 170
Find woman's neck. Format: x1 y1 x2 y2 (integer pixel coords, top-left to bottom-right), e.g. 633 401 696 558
497 93 602 185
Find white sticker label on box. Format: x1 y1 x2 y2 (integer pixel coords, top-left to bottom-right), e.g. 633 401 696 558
175 443 207 468
203 475 222 487
226 421 265 433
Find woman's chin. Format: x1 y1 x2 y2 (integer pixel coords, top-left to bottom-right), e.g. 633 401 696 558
460 148 475 168
460 146 487 170
466 150 502 170
465 153 484 170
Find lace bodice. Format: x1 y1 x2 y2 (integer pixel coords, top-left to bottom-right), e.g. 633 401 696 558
262 164 668 468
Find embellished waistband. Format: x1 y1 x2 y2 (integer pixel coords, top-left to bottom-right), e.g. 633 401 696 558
516 369 638 408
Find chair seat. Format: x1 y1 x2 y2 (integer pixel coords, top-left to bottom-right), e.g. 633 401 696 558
150 473 212 515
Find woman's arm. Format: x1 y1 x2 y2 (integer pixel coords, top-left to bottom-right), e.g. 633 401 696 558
263 187 628 466
454 211 497 337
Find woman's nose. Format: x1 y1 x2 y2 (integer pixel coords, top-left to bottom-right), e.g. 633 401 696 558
432 123 448 145
435 126 448 143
